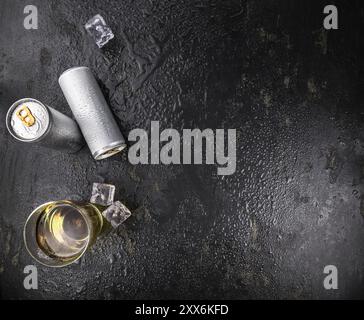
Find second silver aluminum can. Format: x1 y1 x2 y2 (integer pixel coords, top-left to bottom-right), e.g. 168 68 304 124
58 67 126 160
6 98 84 153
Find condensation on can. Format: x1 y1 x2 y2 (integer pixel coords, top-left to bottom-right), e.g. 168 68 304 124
58 66 127 160
6 98 84 153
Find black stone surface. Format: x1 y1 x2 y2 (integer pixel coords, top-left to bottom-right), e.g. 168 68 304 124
0 0 363 299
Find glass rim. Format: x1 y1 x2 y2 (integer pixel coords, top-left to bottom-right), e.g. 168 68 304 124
23 200 97 268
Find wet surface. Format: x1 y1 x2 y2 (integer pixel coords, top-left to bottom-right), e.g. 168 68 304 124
0 0 364 299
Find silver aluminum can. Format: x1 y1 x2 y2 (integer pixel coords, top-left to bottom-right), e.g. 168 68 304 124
6 98 84 152
58 66 126 160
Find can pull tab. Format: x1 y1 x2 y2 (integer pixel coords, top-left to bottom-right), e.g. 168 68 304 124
16 106 35 127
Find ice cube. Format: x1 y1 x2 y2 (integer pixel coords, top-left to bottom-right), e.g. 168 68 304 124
85 14 114 48
90 183 115 206
102 201 131 228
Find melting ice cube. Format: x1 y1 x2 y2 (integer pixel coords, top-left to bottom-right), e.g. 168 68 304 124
85 14 114 48
90 182 115 206
102 201 131 228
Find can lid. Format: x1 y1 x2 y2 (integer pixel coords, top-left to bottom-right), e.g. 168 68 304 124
58 66 90 82
6 98 50 142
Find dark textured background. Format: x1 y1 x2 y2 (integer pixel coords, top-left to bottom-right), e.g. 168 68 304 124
0 0 364 299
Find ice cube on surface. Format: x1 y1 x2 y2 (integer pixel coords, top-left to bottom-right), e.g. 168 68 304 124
85 14 114 48
102 201 131 228
90 183 115 206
